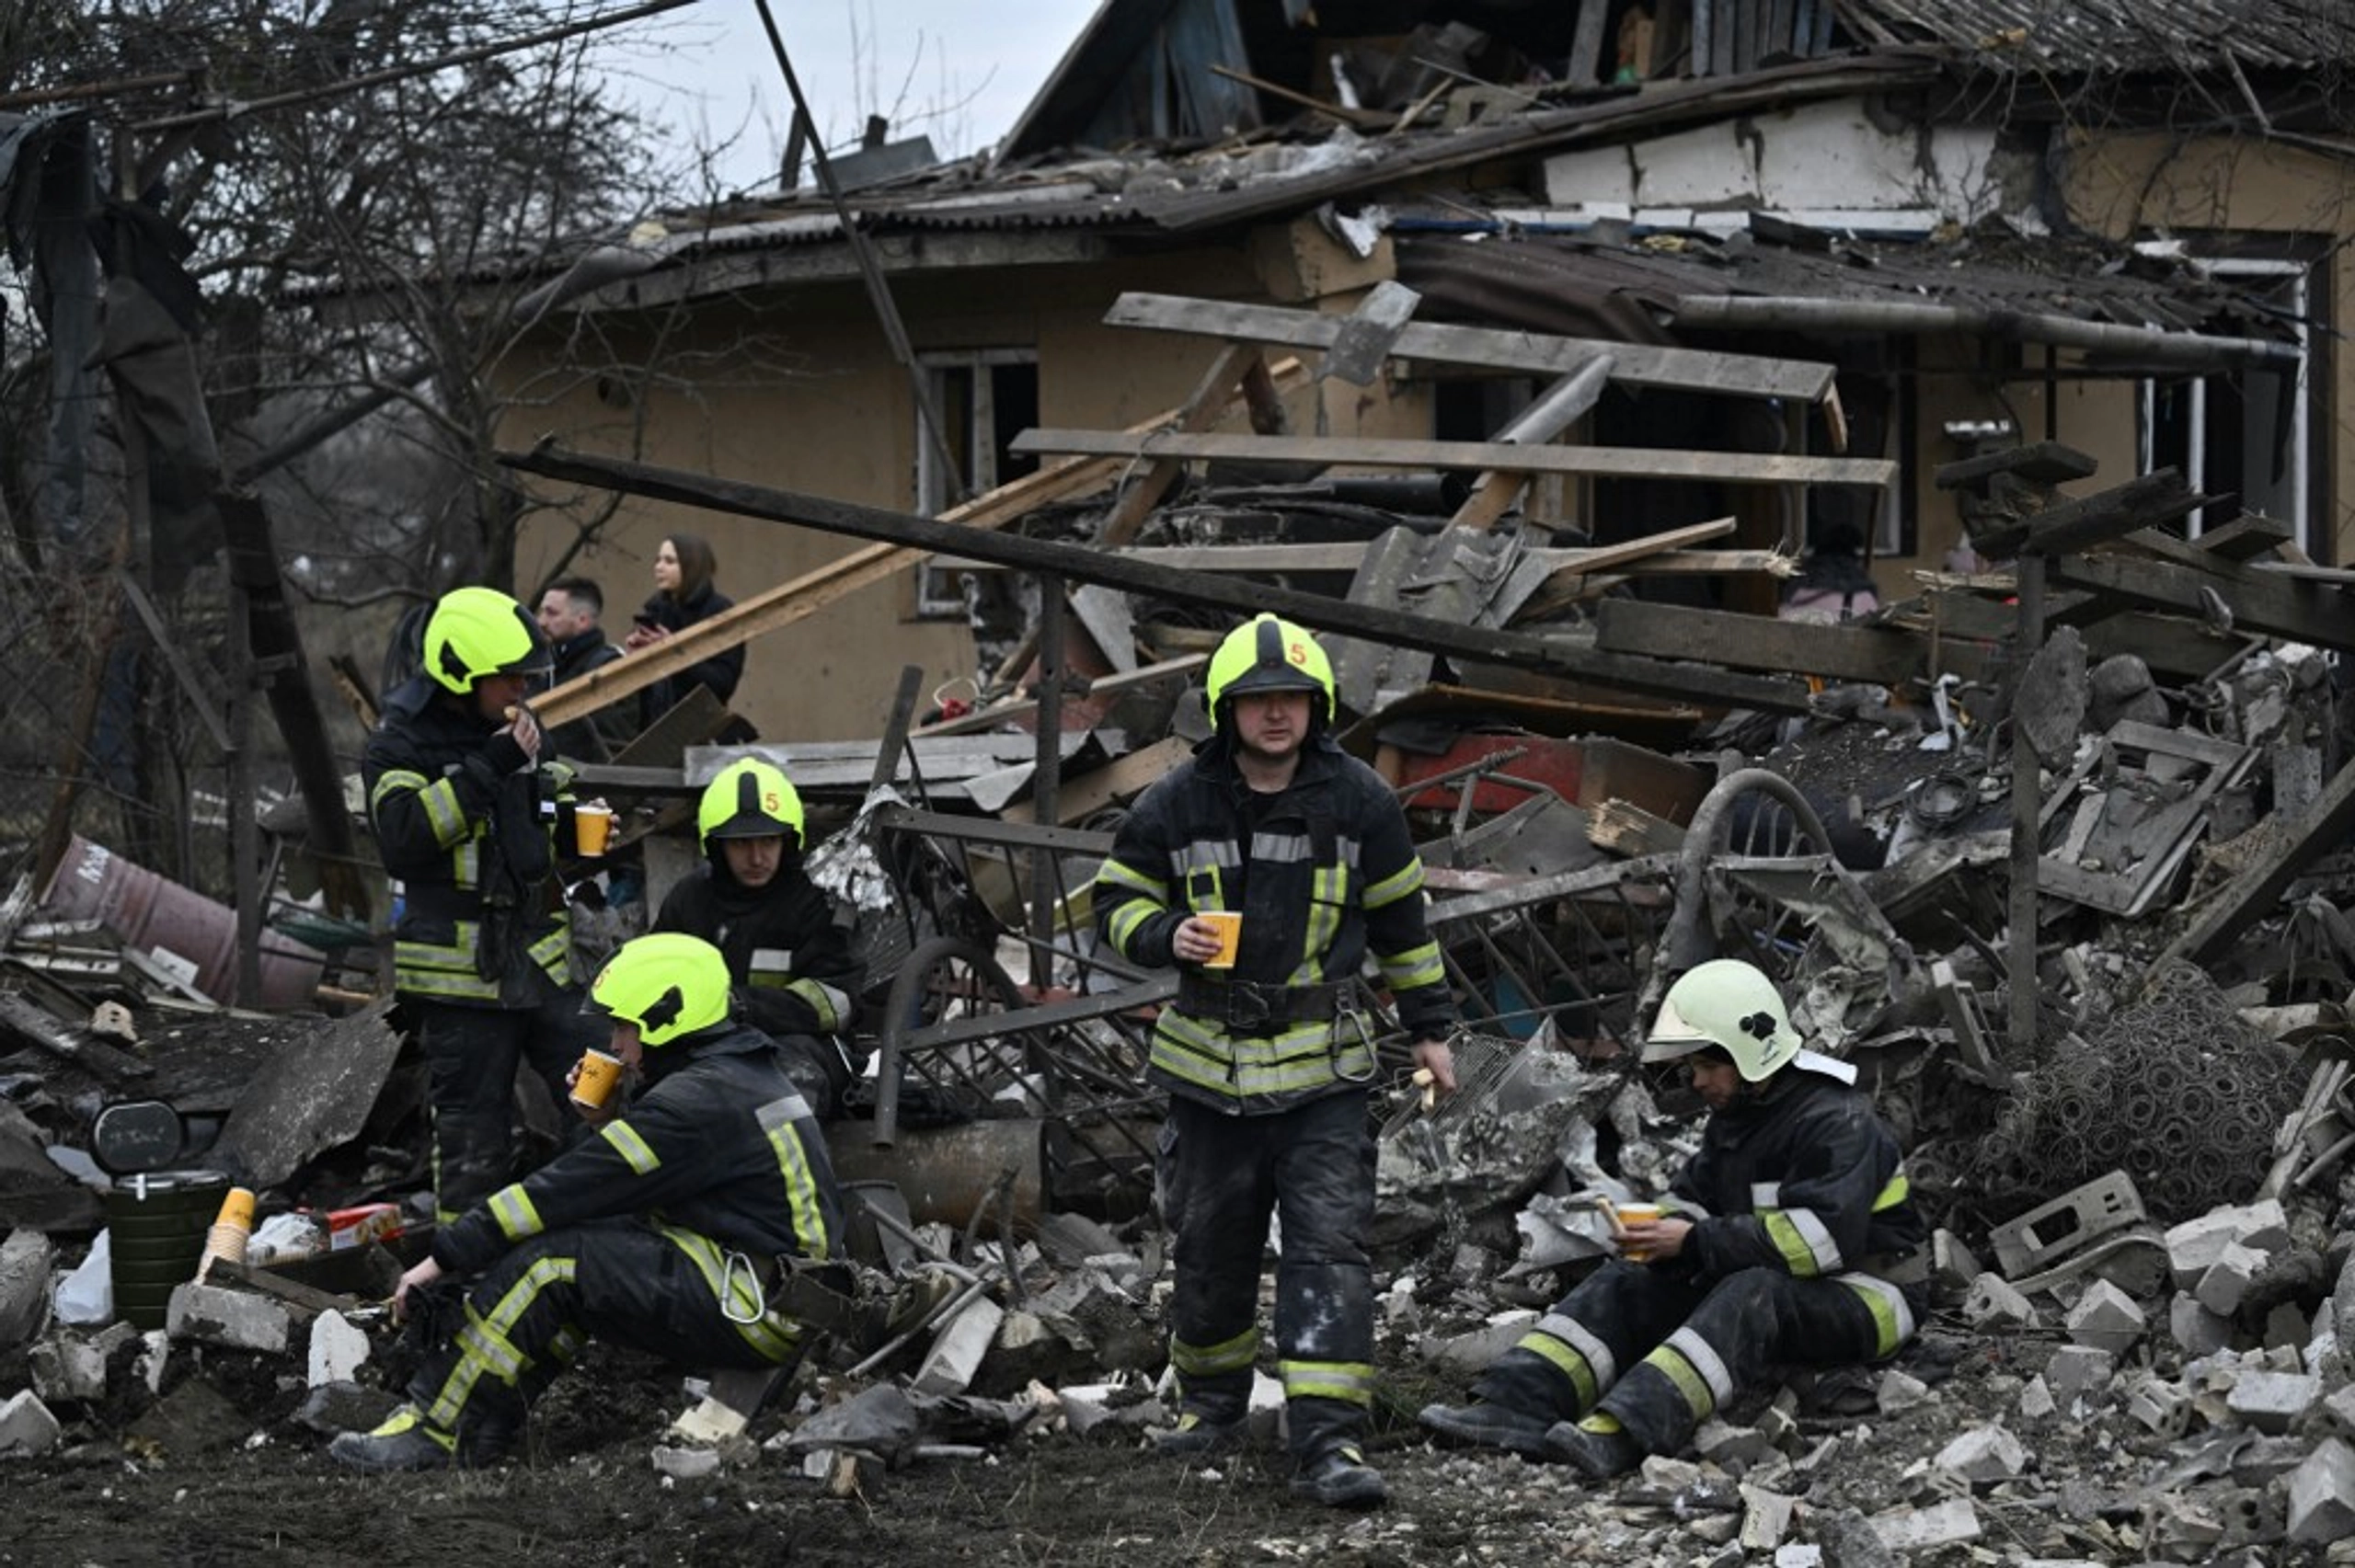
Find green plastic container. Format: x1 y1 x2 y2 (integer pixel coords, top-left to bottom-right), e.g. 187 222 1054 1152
104 1170 230 1330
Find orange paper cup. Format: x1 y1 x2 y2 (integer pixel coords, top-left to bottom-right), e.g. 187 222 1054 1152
1616 1202 1662 1263
570 1047 624 1111
573 803 615 856
1199 911 1243 970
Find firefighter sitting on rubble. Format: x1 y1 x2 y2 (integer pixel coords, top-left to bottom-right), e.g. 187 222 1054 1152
364 585 606 1223
1421 957 1928 1478
1095 612 1458 1511
653 758 863 1118
329 932 844 1471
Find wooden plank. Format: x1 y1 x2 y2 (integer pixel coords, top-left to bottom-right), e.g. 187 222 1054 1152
1932 441 2098 490
1594 598 1924 685
1013 428 1897 487
503 444 1819 714
2193 513 2294 561
1097 343 1272 548
911 654 1206 738
1001 736 1196 826
1970 470 2195 558
1103 291 1836 403
532 358 1311 731
2051 551 2355 652
2161 750 2355 967
951 521 1748 578
1570 0 1612 83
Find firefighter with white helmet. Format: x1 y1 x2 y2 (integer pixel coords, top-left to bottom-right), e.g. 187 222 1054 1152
363 586 605 1222
1421 957 1928 1478
654 757 863 1116
1096 613 1458 1510
329 933 844 1471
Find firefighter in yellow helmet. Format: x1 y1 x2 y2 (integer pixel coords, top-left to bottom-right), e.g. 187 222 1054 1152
653 758 863 1117
1094 613 1458 1510
1421 958 1928 1479
362 586 606 1222
329 933 844 1471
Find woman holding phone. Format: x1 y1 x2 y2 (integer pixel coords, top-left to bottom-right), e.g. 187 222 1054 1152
625 532 744 726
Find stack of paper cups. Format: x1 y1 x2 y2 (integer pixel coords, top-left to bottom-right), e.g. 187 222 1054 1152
199 1185 257 1278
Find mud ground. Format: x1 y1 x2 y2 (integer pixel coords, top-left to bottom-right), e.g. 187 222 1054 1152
3 1313 2282 1568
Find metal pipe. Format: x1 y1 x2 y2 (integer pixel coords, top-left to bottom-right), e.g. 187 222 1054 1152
826 1118 1045 1235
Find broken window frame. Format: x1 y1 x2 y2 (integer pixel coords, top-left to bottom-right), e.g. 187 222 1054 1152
913 347 1041 618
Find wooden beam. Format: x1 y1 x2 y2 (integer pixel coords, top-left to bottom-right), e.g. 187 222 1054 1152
1103 291 1837 403
2050 551 2355 652
1970 469 2195 559
1097 343 1276 548
501 444 1818 714
1012 428 1897 487
2161 750 2355 967
1594 598 1924 686
531 358 1310 730
910 654 1206 738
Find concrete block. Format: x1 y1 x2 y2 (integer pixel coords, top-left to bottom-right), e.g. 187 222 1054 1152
2196 1241 2269 1317
1989 1171 2145 1276
650 1444 724 1480
1963 1272 2037 1331
2017 1375 2055 1420
308 1310 371 1389
911 1295 1004 1396
2229 1434 2310 1487
1868 1496 1982 1551
2224 1368 2320 1434
1932 1422 2028 1487
2286 1436 2355 1545
1696 1418 1779 1471
2165 1199 2289 1289
2170 1291 2233 1357
28 1331 113 1403
0 1389 61 1457
1771 1547 1822 1568
1877 1368 1931 1415
0 1228 56 1350
2125 1377 2190 1439
1931 1229 1980 1293
1814 1507 1901 1568
1421 1309 1537 1376
1639 1454 1706 1493
1739 1484 1798 1551
2064 1278 2145 1356
165 1281 291 1355
2044 1345 2115 1403
2326 1383 2355 1437
1051 1382 1123 1438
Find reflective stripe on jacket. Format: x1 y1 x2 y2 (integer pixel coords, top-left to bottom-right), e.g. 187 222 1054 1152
1095 734 1453 1115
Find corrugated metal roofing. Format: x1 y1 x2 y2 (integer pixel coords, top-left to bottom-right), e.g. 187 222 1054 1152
1834 0 2355 72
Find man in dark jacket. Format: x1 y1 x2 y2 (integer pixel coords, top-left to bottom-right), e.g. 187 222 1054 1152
655 758 862 1117
533 575 631 762
363 586 604 1222
1421 958 1928 1478
1096 613 1457 1511
329 933 846 1471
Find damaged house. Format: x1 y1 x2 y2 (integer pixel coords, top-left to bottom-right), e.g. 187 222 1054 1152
6 2 2355 1561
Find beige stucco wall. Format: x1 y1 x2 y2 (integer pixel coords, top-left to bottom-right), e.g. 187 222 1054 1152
2061 132 2354 562
501 243 1409 742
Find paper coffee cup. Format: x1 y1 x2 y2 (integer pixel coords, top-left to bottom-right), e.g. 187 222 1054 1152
574 802 615 856
570 1047 624 1111
1199 911 1243 969
1616 1202 1662 1263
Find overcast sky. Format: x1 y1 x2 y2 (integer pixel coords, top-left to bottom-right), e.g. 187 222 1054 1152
598 0 1105 198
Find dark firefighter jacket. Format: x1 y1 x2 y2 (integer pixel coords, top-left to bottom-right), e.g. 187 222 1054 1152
1096 732 1453 1113
432 1022 844 1285
1667 1064 1926 1285
654 860 862 1039
363 677 577 1005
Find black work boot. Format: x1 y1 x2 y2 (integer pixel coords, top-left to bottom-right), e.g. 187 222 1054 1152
1291 1443 1386 1509
1150 1411 1247 1456
327 1407 458 1473
1419 1398 1555 1456
1543 1415 1643 1479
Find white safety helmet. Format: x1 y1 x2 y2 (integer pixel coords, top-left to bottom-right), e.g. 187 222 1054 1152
1640 959 1801 1083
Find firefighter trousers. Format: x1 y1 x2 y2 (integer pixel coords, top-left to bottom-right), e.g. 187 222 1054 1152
1471 1260 1922 1456
406 1219 805 1450
409 989 603 1221
1160 1090 1375 1461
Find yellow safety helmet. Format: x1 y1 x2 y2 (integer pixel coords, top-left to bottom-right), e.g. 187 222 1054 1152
1204 613 1335 728
589 933 732 1047
696 758 805 853
422 586 551 695
1641 959 1801 1082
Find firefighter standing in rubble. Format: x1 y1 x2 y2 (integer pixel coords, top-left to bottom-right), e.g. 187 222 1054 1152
1421 957 1927 1477
364 586 604 1221
1095 612 1457 1511
654 758 864 1117
329 933 844 1471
